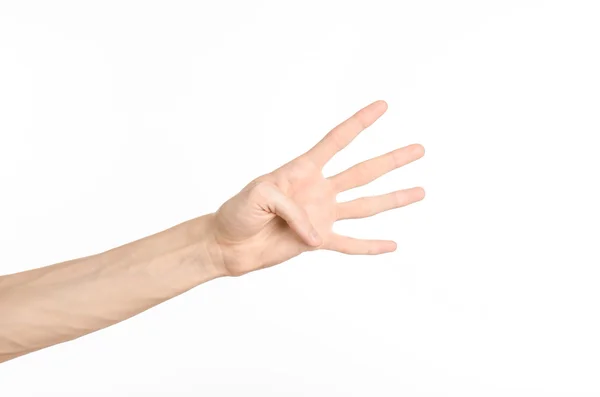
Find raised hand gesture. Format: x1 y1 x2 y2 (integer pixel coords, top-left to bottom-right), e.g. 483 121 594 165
211 100 425 276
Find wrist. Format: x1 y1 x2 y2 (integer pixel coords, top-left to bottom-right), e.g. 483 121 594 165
187 214 228 280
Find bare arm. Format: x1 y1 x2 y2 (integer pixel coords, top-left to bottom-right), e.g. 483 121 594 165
0 214 222 363
0 100 425 363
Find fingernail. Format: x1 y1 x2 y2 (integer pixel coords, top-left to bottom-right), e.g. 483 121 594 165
310 229 322 246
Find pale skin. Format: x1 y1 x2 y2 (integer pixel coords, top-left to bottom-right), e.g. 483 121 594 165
0 100 425 363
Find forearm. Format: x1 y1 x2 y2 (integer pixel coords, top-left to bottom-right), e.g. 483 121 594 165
0 214 224 363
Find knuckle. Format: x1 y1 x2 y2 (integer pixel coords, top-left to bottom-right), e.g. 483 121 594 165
353 111 370 130
248 180 276 200
329 129 346 151
391 148 405 168
393 191 405 207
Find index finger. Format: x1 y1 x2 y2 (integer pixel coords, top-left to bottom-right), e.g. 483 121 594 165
305 100 388 168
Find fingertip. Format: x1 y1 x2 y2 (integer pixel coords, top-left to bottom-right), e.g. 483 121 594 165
376 100 388 111
415 186 426 200
370 240 398 255
412 143 425 157
309 228 323 247
388 240 398 252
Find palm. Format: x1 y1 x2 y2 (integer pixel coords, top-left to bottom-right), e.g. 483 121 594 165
212 101 425 276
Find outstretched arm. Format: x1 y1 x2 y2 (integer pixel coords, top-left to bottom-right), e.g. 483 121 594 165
0 214 221 363
0 100 425 363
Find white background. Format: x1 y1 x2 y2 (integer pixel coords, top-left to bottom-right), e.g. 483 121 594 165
1 1 599 395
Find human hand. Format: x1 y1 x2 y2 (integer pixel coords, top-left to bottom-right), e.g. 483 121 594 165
209 100 425 276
